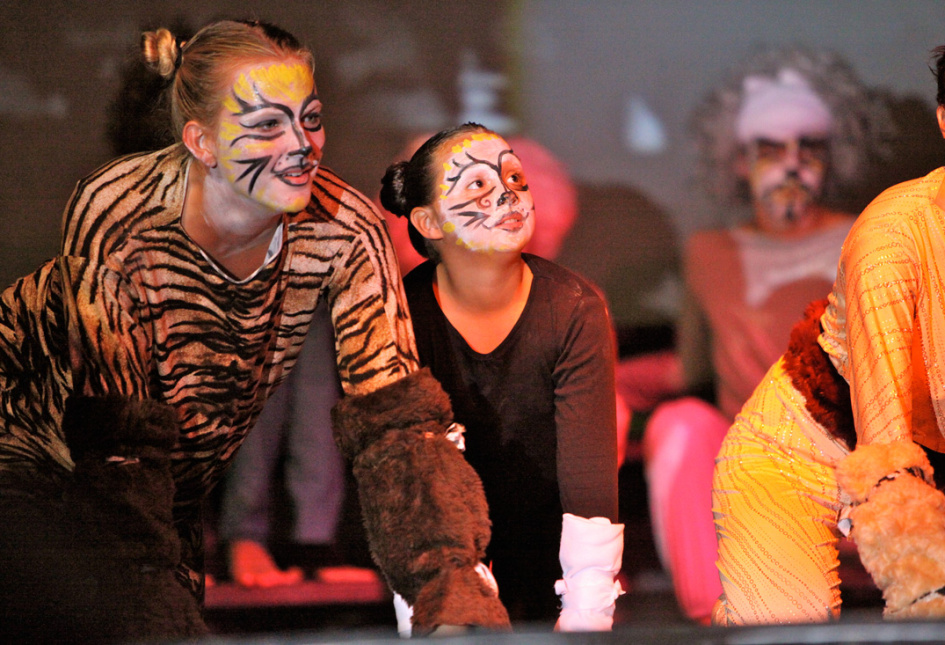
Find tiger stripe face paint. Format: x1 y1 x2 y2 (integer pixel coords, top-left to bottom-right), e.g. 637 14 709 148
434 134 535 254
216 60 324 213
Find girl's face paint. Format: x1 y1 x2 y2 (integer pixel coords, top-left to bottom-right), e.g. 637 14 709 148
433 134 535 254
744 134 828 234
215 60 324 214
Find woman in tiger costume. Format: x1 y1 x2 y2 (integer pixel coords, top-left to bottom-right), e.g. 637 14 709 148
0 18 508 635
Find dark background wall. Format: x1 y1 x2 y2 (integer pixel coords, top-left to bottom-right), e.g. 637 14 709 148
2 1 945 329
0 0 508 286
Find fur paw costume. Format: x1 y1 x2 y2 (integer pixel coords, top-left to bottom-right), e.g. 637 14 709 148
332 368 511 635
836 441 945 619
0 395 207 644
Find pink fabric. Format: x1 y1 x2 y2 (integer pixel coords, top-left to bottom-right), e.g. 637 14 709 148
633 220 851 623
615 350 683 413
685 224 848 419
643 398 728 623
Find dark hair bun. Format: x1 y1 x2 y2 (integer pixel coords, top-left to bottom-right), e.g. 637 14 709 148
380 160 411 217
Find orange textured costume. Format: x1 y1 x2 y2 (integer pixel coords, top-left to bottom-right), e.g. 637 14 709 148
713 167 945 624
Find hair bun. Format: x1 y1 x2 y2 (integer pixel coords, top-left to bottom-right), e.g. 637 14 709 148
379 160 411 217
141 28 179 79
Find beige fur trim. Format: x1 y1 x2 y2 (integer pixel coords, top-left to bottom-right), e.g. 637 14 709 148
836 441 934 504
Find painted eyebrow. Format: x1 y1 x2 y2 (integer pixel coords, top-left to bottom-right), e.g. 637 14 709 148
443 147 513 196
496 149 515 167
798 136 829 147
301 94 322 114
230 87 319 117
229 88 321 146
500 154 527 179
753 137 787 147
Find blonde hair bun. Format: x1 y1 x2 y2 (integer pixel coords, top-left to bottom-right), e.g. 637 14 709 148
142 28 179 79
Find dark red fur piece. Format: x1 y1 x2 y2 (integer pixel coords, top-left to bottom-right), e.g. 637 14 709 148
782 298 856 450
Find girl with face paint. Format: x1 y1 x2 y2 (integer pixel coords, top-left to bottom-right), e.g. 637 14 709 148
180 56 325 279
381 124 624 631
0 20 512 637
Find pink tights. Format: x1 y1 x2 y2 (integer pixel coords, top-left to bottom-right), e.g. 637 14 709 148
642 397 728 624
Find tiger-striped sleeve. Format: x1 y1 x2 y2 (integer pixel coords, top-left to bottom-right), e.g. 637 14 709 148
0 255 149 481
313 169 419 397
0 259 74 479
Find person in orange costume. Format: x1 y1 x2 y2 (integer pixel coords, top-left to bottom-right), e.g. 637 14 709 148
712 46 945 625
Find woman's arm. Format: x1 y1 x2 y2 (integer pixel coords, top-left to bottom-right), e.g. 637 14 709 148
0 256 152 482
552 287 624 631
314 171 419 397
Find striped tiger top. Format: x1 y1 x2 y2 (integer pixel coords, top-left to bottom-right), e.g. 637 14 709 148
0 142 418 534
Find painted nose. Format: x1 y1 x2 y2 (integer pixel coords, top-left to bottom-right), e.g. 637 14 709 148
291 123 313 153
784 142 802 170
497 190 519 207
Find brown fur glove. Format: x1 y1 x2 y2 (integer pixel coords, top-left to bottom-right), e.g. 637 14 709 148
836 441 945 619
332 368 511 635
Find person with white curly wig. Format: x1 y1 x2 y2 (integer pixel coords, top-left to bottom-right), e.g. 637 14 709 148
710 45 945 625
632 45 895 625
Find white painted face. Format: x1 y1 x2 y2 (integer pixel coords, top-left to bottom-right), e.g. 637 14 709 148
215 60 324 214
434 133 535 254
743 133 829 234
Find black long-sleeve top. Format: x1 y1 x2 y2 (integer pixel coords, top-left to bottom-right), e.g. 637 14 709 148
404 254 618 621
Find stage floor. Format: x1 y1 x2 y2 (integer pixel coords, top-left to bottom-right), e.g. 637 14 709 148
202 459 885 639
